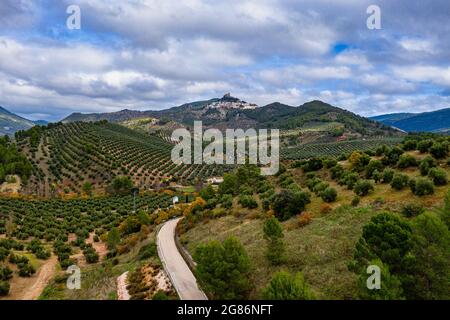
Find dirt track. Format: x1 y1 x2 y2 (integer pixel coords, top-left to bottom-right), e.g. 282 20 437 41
6 255 58 300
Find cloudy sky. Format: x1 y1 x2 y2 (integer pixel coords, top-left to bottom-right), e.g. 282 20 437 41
1 0 449 121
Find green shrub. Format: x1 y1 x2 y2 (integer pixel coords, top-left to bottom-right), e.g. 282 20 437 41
305 177 321 191
340 172 359 189
238 195 258 209
219 194 233 209
382 147 404 166
312 181 329 195
372 170 382 183
199 185 216 201
402 140 417 151
0 281 10 296
428 168 448 186
263 217 285 265
323 158 337 169
409 212 450 299
83 246 99 263
109 176 134 195
8 254 29 264
419 156 437 176
152 290 169 300
382 168 395 183
0 266 13 281
430 142 448 159
353 180 374 196
302 158 323 172
351 196 361 207
261 271 315 300
330 165 344 179
401 203 424 217
18 262 35 277
350 212 412 275
320 187 337 203
35 249 51 260
411 178 434 196
138 242 157 260
194 237 252 300
397 154 417 168
357 259 404 300
417 140 433 153
366 160 384 179
271 190 311 221
390 173 409 190
0 247 9 262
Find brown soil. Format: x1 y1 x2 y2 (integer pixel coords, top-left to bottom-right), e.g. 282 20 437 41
4 255 58 300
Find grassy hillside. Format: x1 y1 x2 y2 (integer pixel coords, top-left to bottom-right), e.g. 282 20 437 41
246 101 394 135
178 136 450 299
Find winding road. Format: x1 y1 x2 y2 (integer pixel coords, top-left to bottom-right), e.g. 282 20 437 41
157 218 207 300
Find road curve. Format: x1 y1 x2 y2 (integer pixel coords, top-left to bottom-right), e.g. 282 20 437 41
157 217 207 300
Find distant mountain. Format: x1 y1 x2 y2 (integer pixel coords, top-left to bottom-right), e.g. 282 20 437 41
370 113 415 124
62 94 397 136
62 94 257 125
33 120 49 126
370 108 450 132
0 106 35 136
62 108 146 123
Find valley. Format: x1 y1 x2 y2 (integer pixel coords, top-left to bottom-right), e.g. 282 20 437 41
0 96 448 301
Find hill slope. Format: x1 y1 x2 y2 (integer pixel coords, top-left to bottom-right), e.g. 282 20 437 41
16 121 228 196
63 95 397 137
0 106 35 136
370 108 450 132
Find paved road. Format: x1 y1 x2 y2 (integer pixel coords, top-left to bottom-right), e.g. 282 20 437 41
157 217 207 300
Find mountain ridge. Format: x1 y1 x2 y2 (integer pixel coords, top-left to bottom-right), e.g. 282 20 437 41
370 108 450 132
0 106 36 136
61 95 397 137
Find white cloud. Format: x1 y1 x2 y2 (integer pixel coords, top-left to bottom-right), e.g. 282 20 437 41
259 65 352 87
335 50 372 70
359 73 417 94
1 0 450 120
399 38 436 54
392 65 450 87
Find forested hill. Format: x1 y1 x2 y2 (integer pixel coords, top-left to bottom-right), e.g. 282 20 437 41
371 108 450 133
62 97 398 136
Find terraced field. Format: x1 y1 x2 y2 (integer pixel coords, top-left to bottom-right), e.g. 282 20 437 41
16 122 229 195
281 137 403 160
0 193 172 241
0 192 175 299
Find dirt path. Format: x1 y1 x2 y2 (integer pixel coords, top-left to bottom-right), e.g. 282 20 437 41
117 271 130 300
8 255 58 300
